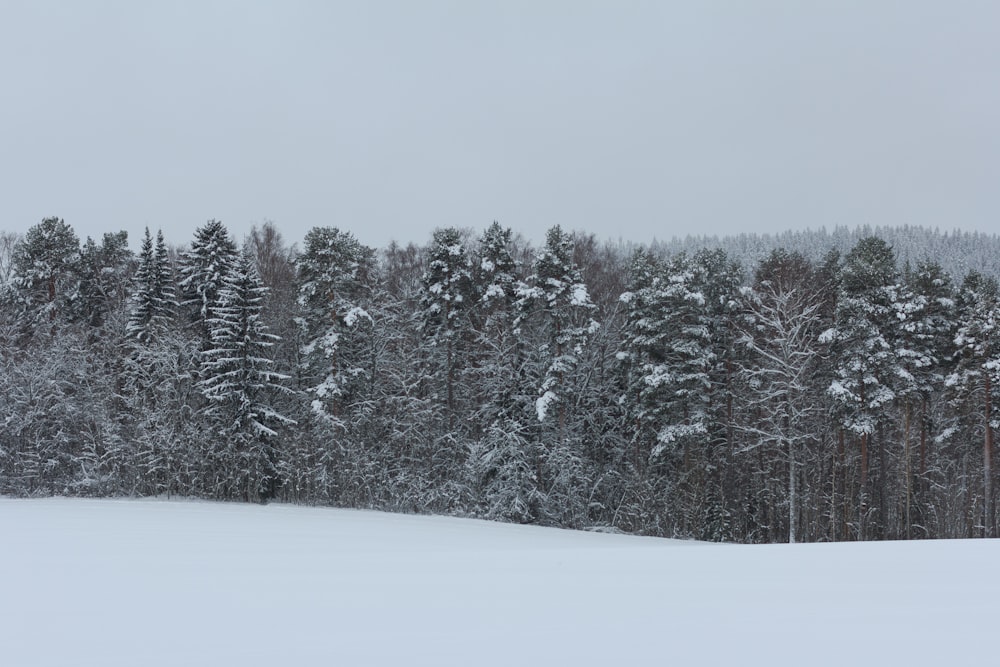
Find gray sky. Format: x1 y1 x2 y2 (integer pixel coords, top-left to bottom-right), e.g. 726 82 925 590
2 1 998 251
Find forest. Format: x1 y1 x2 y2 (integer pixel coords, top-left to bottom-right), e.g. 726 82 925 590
3 217 1000 543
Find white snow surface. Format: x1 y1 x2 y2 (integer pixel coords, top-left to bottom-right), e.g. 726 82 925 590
3 498 998 666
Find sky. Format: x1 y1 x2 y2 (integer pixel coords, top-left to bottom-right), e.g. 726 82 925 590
1 1 998 251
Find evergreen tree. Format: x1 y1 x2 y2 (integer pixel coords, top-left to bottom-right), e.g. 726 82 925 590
127 228 176 342
826 237 902 539
296 226 375 422
199 252 293 502
895 261 957 537
948 271 1000 537
516 225 599 428
619 252 719 537
465 223 540 521
178 220 238 340
9 217 80 330
420 227 475 430
77 231 132 329
475 222 518 312
515 226 599 526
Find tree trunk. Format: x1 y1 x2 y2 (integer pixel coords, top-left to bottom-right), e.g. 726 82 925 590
830 431 839 542
860 432 869 541
788 436 796 544
839 429 849 542
985 374 993 538
918 394 928 534
904 399 912 540
447 336 455 432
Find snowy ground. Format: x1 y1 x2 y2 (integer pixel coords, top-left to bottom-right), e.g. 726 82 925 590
2 498 997 666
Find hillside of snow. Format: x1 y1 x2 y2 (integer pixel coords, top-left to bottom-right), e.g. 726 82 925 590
3 498 997 666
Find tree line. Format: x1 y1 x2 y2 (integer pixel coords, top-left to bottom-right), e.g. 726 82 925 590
2 217 999 543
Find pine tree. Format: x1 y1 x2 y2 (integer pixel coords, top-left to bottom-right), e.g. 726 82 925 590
9 217 81 330
471 222 521 423
948 271 1000 537
515 226 599 526
516 225 599 428
618 251 719 537
618 249 669 458
895 261 957 537
476 222 517 312
420 227 475 431
199 252 293 502
465 223 540 521
296 226 375 423
826 237 902 539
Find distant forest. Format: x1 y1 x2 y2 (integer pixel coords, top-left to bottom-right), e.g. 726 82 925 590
3 218 1000 543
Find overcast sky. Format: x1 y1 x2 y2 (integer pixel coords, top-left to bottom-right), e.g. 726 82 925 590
1 1 998 251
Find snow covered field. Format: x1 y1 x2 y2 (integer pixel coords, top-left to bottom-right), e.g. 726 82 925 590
2 498 997 666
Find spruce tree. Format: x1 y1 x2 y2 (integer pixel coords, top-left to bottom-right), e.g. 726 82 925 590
77 231 132 329
199 252 293 502
178 219 238 342
127 228 176 342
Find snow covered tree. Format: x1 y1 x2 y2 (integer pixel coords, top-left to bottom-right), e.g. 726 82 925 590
77 231 132 329
0 231 18 286
178 220 238 342
617 251 725 537
420 227 475 430
692 249 744 443
127 228 176 343
622 253 714 458
948 271 1000 537
826 237 902 539
738 250 826 543
296 226 375 423
9 217 80 332
895 261 957 537
245 222 298 370
476 223 517 305
466 420 541 523
199 252 293 502
464 223 541 521
514 226 600 526
617 249 665 455
517 225 599 428
120 322 203 497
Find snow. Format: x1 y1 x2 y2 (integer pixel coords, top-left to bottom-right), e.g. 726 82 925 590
482 283 505 300
535 389 557 421
342 305 371 327
2 498 999 667
569 282 591 306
